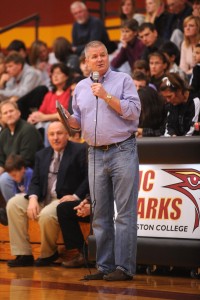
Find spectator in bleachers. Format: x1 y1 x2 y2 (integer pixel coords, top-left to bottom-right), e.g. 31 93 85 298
79 53 91 77
0 54 6 89
7 39 30 64
159 72 200 136
0 52 43 102
119 0 145 25
0 154 33 226
144 0 169 36
133 59 150 75
132 70 149 90
6 121 89 267
189 43 200 97
138 22 165 61
70 1 117 56
159 40 187 80
27 63 73 147
29 40 57 88
67 75 85 116
179 15 200 77
0 100 43 223
111 19 145 72
52 37 80 75
164 0 193 49
136 85 165 137
192 0 200 17
149 51 169 90
132 68 157 90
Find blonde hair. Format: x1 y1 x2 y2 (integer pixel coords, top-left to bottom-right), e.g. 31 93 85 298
145 0 163 23
183 15 200 47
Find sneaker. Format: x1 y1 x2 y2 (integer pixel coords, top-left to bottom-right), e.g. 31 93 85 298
103 269 133 281
84 270 106 280
61 252 85 268
7 255 34 267
0 207 8 226
34 251 59 267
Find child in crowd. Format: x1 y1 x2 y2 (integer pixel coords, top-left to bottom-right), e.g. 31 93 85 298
132 70 149 90
0 154 33 226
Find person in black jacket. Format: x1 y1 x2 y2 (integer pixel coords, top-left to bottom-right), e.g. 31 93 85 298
160 72 200 136
190 43 200 98
6 121 89 267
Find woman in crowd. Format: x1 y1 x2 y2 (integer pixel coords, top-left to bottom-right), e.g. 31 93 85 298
180 15 200 77
136 86 165 137
119 0 144 25
27 63 72 146
149 51 169 90
159 73 200 136
29 40 57 87
52 36 80 75
144 0 168 36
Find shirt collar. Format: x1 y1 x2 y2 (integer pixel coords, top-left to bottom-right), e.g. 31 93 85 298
90 68 112 83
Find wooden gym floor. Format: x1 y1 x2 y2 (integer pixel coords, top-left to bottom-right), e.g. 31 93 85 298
0 262 200 300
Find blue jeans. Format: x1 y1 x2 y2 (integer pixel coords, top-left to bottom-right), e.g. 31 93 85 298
88 137 139 276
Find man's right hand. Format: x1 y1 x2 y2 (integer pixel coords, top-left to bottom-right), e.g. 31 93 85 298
74 199 90 217
27 197 40 220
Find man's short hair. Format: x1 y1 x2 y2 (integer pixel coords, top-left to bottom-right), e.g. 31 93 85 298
7 40 27 52
84 41 107 58
138 22 156 33
70 1 87 11
5 51 25 66
0 100 19 114
132 70 149 82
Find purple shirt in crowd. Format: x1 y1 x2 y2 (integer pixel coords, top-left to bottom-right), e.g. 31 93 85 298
72 68 141 146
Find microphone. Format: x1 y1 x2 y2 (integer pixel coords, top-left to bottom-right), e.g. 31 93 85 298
92 71 99 100
92 71 99 83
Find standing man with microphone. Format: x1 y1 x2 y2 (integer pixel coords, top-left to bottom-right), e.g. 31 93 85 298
64 40 141 281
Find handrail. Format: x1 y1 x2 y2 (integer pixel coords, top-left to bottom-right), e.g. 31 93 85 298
0 13 40 41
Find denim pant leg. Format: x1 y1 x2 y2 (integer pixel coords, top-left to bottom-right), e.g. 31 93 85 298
88 147 115 274
110 138 139 276
0 172 16 202
89 138 139 276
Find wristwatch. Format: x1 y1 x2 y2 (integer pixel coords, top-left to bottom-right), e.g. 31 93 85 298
106 94 112 103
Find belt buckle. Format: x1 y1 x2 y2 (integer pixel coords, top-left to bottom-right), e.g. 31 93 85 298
102 145 109 151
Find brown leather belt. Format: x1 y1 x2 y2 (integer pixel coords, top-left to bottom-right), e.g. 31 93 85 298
93 134 135 151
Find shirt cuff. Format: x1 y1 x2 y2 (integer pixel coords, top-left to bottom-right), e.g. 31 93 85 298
73 194 80 200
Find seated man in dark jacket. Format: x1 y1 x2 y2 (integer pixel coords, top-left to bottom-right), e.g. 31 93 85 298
0 100 43 225
6 121 89 267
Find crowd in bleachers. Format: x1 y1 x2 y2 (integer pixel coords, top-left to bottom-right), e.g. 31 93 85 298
0 0 200 269
0 0 200 138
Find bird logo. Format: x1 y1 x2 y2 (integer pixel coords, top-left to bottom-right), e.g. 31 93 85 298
163 169 200 232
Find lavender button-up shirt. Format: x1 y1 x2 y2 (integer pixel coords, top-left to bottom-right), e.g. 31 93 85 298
72 68 141 146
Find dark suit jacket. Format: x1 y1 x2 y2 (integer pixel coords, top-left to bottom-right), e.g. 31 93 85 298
26 141 89 202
